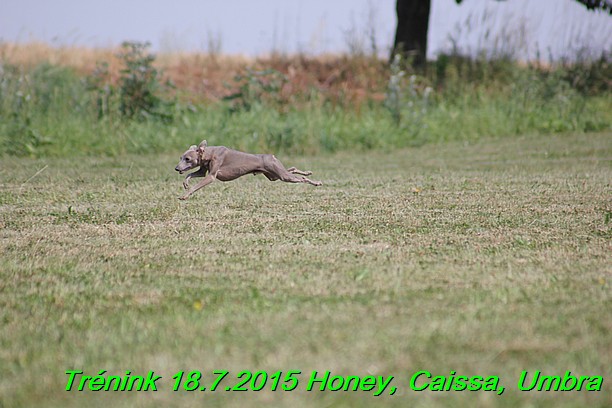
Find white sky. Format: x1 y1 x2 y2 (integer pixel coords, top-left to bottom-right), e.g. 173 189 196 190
0 0 610 59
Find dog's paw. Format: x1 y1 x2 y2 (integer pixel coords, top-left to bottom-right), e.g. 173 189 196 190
178 195 189 201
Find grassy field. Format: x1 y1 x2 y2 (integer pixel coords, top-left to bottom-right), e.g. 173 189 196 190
0 131 610 407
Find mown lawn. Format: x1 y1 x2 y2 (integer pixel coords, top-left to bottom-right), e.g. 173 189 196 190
0 132 610 407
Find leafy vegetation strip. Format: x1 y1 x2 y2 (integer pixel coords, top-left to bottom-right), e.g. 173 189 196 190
0 42 610 157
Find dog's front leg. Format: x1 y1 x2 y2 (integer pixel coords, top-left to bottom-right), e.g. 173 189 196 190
183 167 208 190
179 174 216 200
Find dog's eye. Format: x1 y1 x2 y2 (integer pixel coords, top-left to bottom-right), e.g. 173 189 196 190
185 157 191 162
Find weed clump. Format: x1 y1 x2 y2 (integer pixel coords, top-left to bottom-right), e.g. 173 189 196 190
222 68 287 113
84 41 176 122
116 41 175 122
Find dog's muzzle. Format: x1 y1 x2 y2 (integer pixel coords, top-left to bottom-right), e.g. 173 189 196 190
175 166 183 174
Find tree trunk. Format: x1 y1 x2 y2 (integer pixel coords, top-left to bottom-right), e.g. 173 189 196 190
392 0 432 67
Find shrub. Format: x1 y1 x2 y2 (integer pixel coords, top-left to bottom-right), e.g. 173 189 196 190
117 41 175 122
222 68 287 113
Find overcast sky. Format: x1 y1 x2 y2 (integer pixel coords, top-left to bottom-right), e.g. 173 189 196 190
1 0 610 59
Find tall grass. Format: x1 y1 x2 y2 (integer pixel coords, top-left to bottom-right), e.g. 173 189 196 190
0 43 610 157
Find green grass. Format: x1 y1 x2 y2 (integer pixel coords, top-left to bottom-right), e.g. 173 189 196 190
1 132 610 407
1 61 610 158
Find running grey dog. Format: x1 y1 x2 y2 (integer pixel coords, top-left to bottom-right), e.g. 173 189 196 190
175 140 322 200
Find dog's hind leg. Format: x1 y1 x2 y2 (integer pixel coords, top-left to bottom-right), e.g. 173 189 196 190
296 176 322 186
263 172 279 181
266 156 322 186
286 167 313 176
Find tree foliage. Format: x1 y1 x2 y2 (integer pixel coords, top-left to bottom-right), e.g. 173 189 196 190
456 0 611 11
393 0 611 64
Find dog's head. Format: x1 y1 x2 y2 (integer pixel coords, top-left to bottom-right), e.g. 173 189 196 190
175 140 207 174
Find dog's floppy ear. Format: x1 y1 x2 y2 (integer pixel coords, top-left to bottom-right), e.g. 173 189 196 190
189 145 197 151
